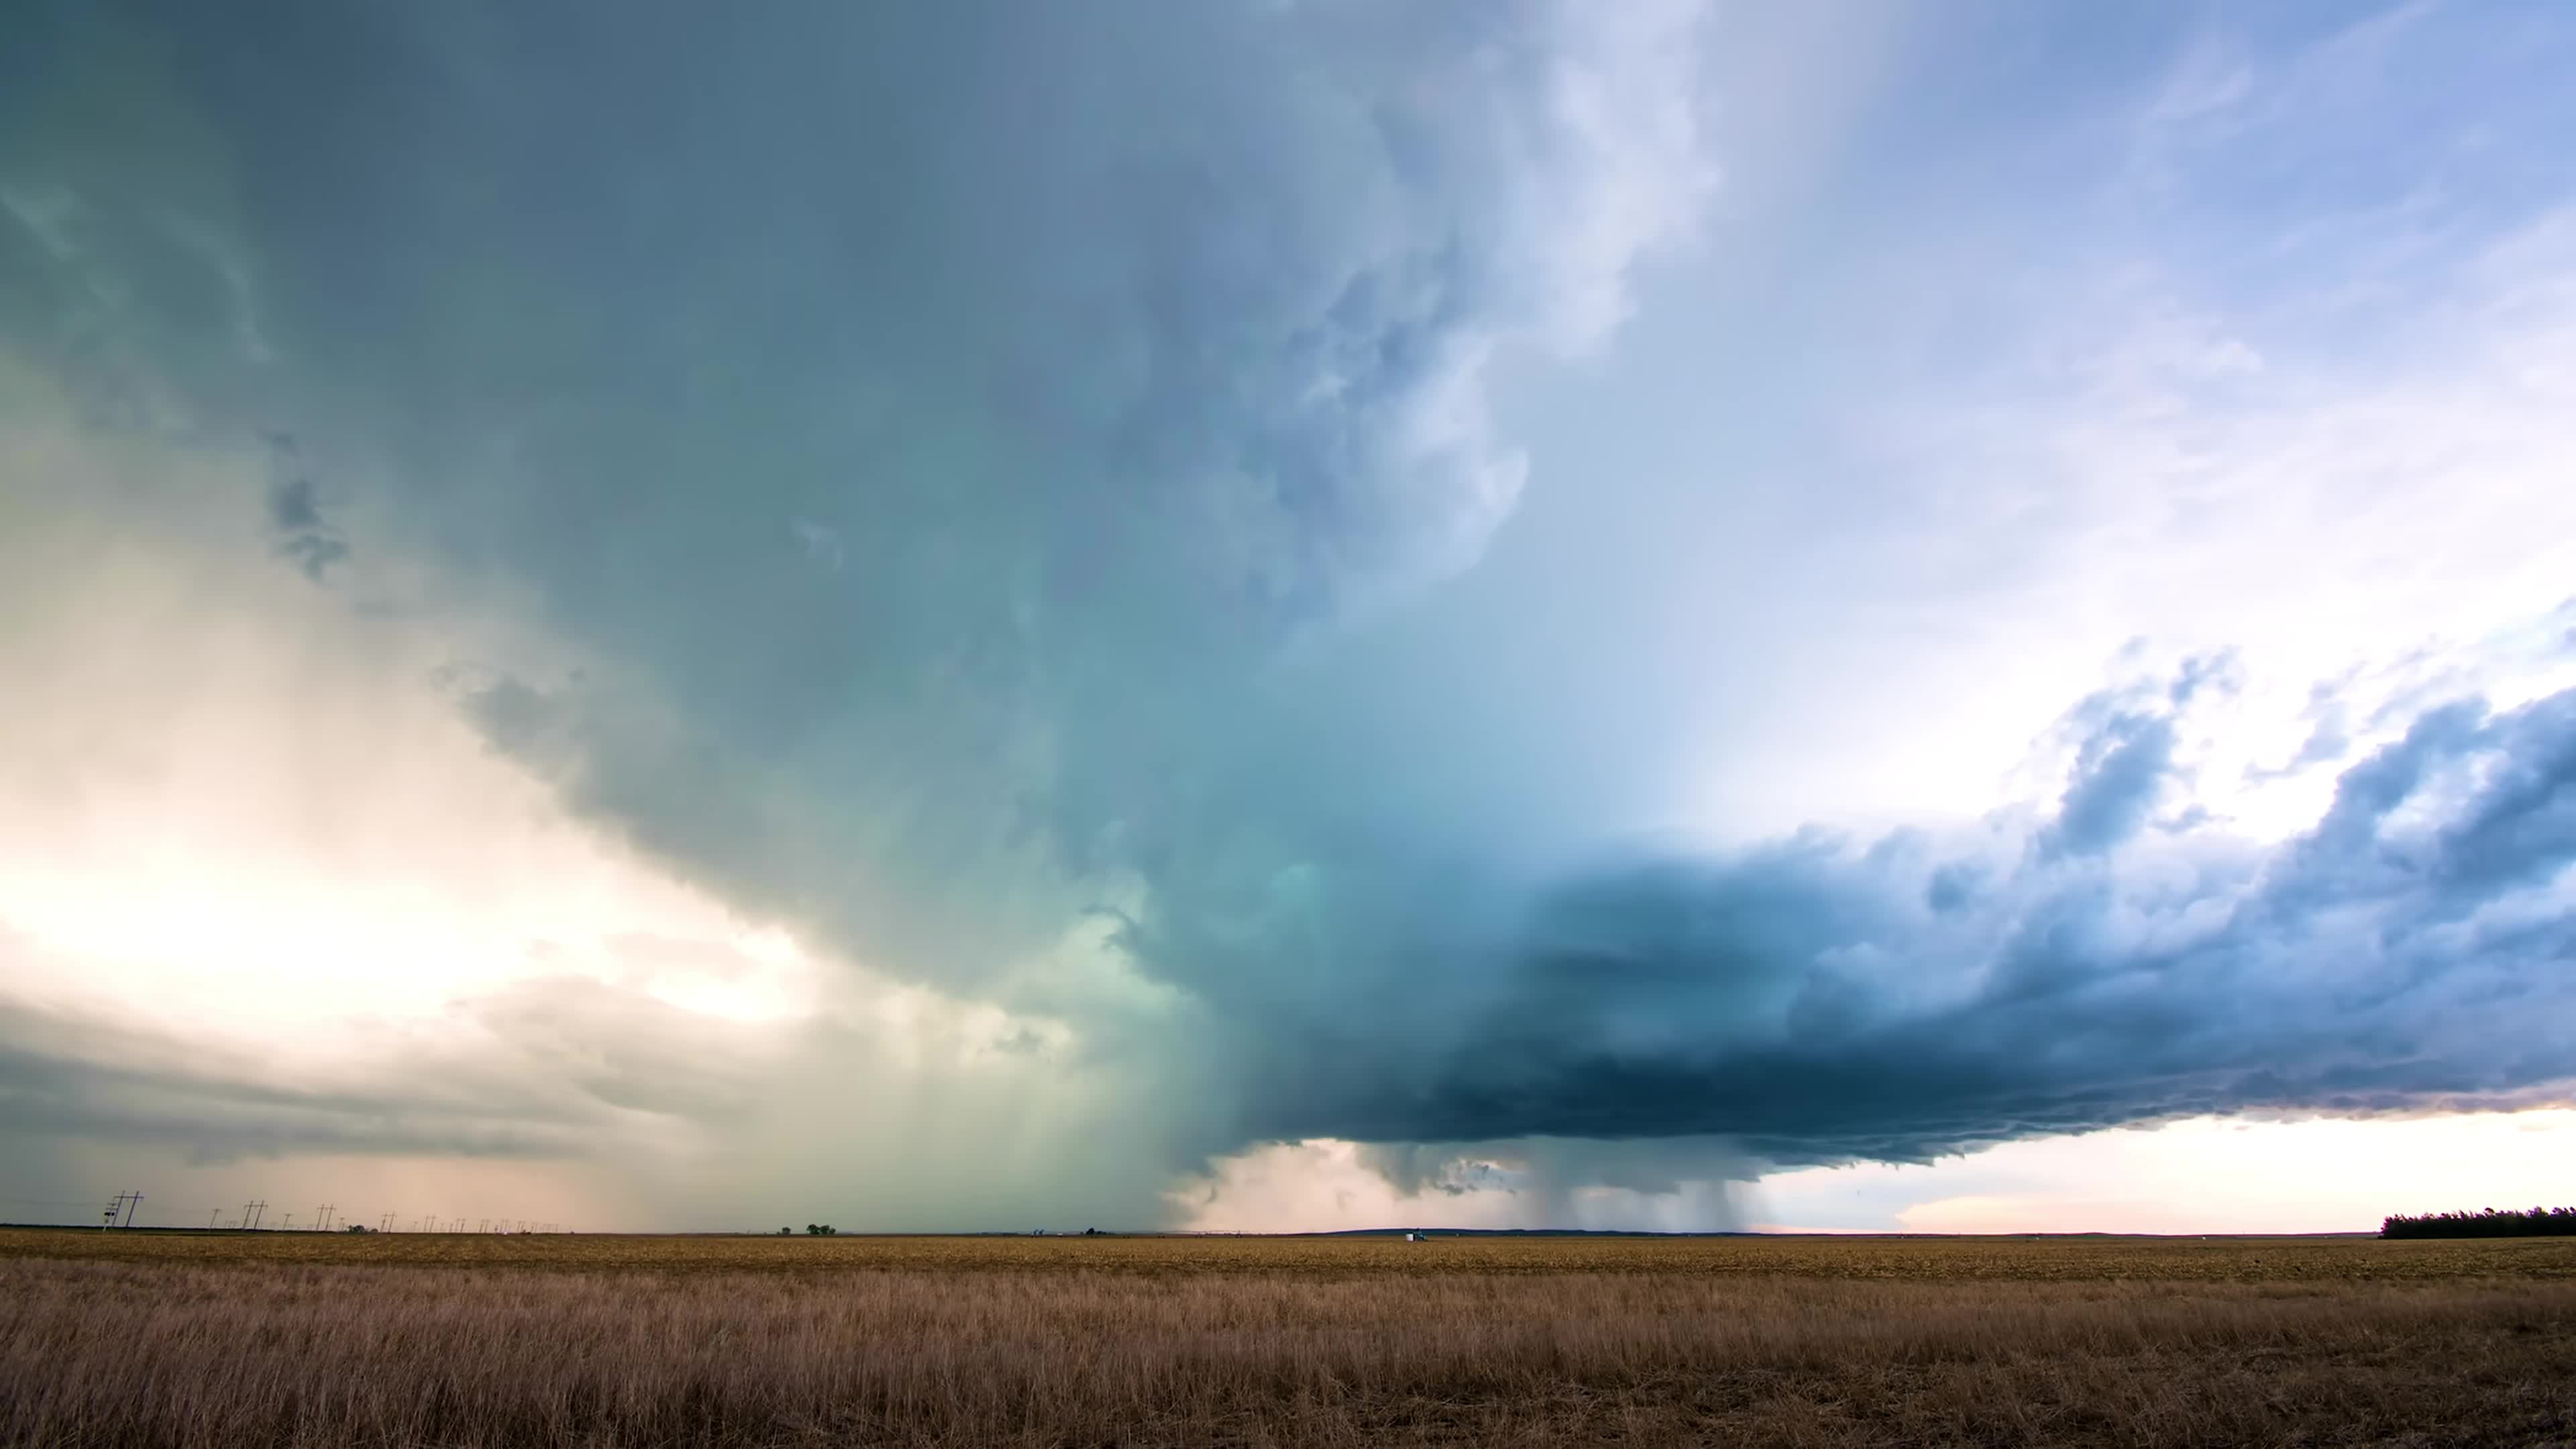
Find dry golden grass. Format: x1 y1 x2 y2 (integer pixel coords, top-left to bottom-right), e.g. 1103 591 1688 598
4 1229 2571 1447
9 1225 2574 1281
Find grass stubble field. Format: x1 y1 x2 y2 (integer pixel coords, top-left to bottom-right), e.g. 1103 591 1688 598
3 1228 2571 1448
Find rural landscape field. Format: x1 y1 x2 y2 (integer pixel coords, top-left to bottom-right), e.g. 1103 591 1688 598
6 1228 2572 1447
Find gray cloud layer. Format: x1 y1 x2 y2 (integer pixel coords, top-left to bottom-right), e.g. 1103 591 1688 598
1220 678 2576 1164
7 0 2575 1211
3 0 1701 1000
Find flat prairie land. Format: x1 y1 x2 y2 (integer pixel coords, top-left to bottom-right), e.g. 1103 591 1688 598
5 1229 2572 1447
9 1224 2576 1279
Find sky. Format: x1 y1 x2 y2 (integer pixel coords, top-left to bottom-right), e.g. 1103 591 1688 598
2 0 2573 1236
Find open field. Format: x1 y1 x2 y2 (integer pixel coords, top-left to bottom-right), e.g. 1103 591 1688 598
15 1225 2576 1280
5 1230 2573 1447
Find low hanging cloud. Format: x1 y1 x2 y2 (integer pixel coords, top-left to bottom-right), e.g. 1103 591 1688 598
1263 682 2576 1164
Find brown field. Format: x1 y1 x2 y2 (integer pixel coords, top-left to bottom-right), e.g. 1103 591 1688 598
5 1229 2572 1447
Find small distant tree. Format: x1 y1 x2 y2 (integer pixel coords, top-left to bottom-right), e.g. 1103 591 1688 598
777 1226 792 1236
805 1223 836 1236
344 1224 370 1234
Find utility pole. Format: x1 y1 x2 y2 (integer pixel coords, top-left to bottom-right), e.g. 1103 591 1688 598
208 1208 221 1230
245 1201 266 1231
282 1214 294 1232
120 1191 142 1228
102 1192 124 1231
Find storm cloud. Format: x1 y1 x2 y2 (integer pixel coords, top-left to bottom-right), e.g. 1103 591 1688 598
6 0 2576 1224
2 0 1702 987
1222 678 2576 1164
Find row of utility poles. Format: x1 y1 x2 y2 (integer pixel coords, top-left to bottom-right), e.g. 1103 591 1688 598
101 1195 567 1233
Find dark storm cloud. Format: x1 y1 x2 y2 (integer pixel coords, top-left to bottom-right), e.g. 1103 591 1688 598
3 0 1707 999
1210 680 2576 1165
10 0 2576 1203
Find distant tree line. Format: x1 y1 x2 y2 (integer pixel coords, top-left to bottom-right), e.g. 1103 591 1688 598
2381 1206 2576 1239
